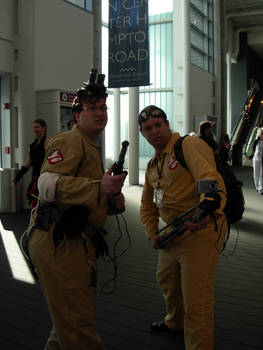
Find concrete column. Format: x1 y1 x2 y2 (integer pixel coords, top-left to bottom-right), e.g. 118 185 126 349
93 1 105 164
18 0 36 207
113 88 121 160
226 52 232 136
173 0 183 134
128 87 139 185
182 0 191 134
214 0 222 127
93 0 102 71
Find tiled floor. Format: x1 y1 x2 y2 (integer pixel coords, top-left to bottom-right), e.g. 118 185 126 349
0 166 262 350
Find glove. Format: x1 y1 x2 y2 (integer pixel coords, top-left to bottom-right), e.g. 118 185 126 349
13 166 29 184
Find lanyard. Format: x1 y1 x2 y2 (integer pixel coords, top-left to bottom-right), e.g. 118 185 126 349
156 154 166 186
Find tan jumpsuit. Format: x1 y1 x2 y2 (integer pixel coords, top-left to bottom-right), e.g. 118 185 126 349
28 125 108 350
140 133 228 350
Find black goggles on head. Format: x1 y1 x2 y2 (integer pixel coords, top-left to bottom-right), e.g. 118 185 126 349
138 107 167 124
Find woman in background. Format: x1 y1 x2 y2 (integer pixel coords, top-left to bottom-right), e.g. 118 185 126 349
220 134 231 163
67 119 75 130
198 121 220 155
251 127 263 194
13 119 49 207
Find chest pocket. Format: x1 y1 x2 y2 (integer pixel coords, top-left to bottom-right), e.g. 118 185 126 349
74 141 104 179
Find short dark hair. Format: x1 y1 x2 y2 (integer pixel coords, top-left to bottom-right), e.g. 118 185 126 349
33 118 47 130
138 105 167 130
67 120 75 128
72 69 108 114
199 121 211 136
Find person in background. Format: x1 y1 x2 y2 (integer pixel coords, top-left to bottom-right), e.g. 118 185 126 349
219 134 231 163
13 119 49 208
67 119 75 130
189 131 197 137
199 121 220 156
138 105 227 350
251 127 263 194
27 70 126 350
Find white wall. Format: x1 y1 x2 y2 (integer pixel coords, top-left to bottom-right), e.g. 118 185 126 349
191 64 215 119
35 0 94 91
0 0 15 40
0 0 15 72
190 65 222 139
0 41 12 73
36 90 61 138
16 0 36 163
0 0 16 168
13 0 94 208
13 0 94 165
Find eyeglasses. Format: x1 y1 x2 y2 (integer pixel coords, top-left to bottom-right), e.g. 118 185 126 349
138 107 166 124
81 105 108 113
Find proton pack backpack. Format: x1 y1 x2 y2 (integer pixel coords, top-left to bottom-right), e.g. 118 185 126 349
174 136 245 226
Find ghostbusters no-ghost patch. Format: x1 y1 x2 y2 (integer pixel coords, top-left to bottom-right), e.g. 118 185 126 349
167 155 179 170
48 150 63 164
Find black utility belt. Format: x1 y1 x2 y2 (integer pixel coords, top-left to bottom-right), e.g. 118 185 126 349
35 203 91 235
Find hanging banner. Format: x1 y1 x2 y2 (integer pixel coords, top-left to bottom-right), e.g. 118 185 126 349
108 0 149 88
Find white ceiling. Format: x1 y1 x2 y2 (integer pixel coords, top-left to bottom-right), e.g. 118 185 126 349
224 0 263 59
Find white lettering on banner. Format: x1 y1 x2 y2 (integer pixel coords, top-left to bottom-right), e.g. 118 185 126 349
109 31 147 45
109 0 148 12
109 16 131 29
109 49 148 63
109 15 146 29
137 14 147 25
123 0 147 10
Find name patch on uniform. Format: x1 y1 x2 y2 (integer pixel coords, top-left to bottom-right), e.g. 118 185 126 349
48 150 63 164
168 155 179 170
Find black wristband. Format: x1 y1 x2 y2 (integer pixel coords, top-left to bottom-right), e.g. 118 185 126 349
14 166 29 183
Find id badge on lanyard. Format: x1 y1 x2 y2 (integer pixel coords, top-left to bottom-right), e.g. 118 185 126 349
153 186 164 208
153 154 166 208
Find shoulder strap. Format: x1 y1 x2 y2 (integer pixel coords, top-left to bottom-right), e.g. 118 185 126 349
147 155 155 172
174 135 189 170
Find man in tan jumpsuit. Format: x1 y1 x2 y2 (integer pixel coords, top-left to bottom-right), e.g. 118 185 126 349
139 105 228 350
28 71 126 350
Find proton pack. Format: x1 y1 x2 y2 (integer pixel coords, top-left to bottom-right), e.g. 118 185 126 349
174 136 245 226
72 68 108 113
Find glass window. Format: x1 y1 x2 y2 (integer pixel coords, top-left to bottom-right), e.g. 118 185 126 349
191 0 204 12
65 0 92 11
191 30 204 51
148 0 173 15
208 2 213 19
67 0 84 8
190 0 214 74
208 21 213 39
191 48 204 69
190 9 204 32
85 0 92 11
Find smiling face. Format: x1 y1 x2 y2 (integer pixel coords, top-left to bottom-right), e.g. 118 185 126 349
74 98 108 140
32 122 46 139
140 116 172 152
